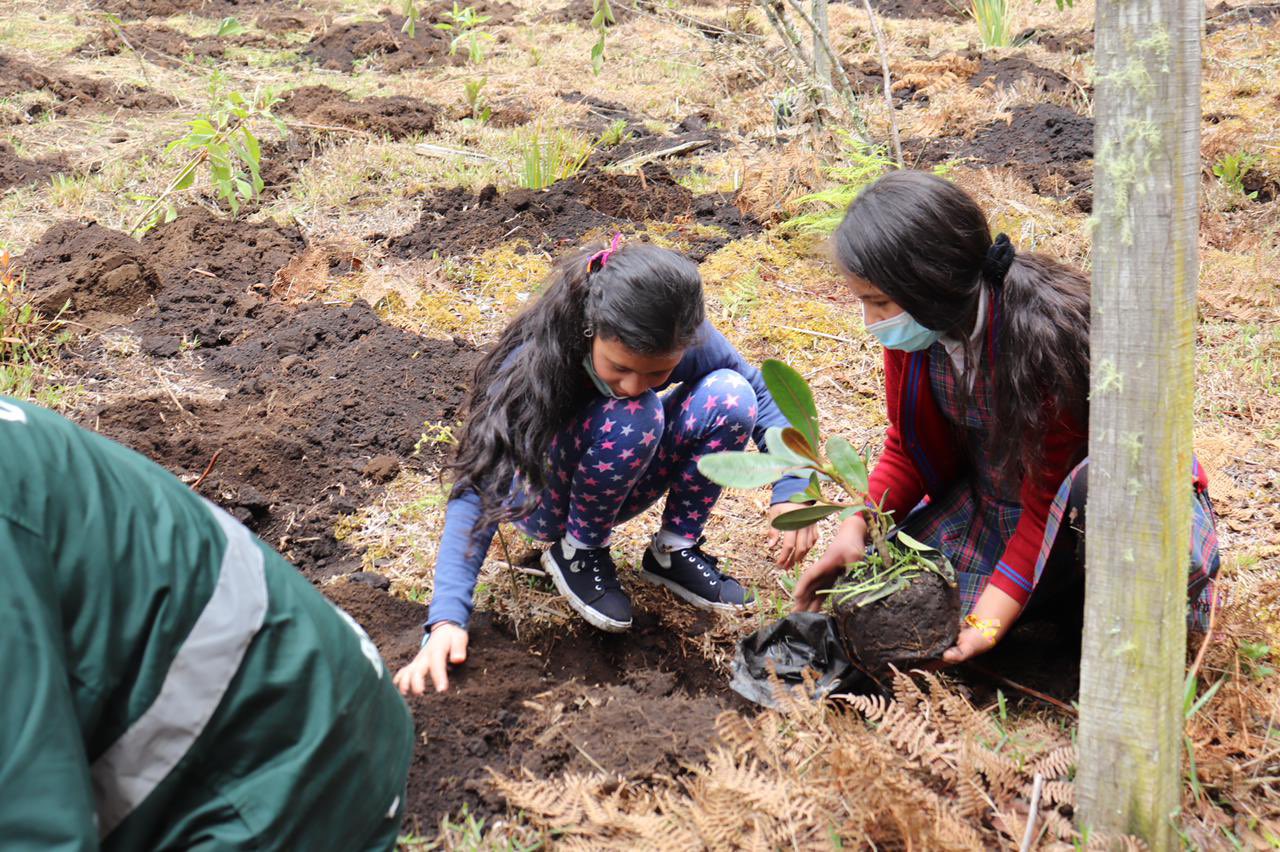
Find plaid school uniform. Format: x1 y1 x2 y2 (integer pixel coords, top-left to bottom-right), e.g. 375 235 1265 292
898 343 1221 628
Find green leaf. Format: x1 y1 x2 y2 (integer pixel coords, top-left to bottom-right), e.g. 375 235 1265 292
771 505 841 530
895 530 932 552
838 506 867 520
825 436 868 493
174 166 197 191
763 426 811 468
762 359 819 452
216 16 245 37
697 452 796 490
190 118 217 137
803 472 825 502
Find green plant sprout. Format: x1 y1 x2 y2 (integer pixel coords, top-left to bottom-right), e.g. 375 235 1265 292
697 360 953 610
215 16 245 37
434 3 494 63
516 127 593 190
596 118 632 148
462 77 490 124
968 0 1023 49
589 0 616 75
400 0 421 39
129 85 284 236
1213 151 1261 199
781 133 897 235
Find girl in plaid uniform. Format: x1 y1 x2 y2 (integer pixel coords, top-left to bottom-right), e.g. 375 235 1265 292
397 239 820 695
796 171 1219 664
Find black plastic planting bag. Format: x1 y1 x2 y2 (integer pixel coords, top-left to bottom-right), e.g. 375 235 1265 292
729 612 870 709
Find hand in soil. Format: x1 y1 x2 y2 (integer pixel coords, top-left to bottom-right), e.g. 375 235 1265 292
941 625 997 665
794 514 868 612
767 501 820 569
395 622 469 695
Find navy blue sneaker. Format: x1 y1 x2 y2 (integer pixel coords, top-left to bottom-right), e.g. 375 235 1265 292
640 538 755 611
542 539 632 632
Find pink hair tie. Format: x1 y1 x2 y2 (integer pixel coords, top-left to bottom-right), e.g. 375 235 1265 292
587 232 623 272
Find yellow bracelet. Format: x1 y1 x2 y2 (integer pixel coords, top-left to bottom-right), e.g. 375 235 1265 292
964 614 1001 644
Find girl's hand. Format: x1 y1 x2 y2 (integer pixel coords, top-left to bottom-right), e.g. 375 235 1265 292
766 502 820 569
942 625 997 665
793 515 867 612
394 622 469 695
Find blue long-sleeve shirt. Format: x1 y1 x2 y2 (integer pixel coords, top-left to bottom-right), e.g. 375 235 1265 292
426 321 807 629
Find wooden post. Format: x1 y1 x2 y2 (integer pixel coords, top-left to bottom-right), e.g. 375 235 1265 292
1077 0 1201 844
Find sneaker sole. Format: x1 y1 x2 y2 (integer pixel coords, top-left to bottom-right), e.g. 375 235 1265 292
542 550 632 633
638 569 755 612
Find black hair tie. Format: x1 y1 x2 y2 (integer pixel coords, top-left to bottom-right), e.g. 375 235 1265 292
983 233 1016 285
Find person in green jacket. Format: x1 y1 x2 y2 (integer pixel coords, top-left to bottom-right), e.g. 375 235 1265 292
0 395 412 851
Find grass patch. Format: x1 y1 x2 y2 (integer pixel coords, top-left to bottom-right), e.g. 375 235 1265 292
0 250 77 408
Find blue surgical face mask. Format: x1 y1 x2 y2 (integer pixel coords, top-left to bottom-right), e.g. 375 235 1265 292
582 354 626 399
864 306 943 352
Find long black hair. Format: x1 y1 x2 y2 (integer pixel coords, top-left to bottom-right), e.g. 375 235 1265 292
450 240 705 527
832 170 1090 482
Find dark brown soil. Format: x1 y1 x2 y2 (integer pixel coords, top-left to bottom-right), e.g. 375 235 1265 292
278 85 441 139
93 0 276 19
255 11 320 33
1016 26 1093 54
1206 1 1280 32
906 103 1094 209
74 24 274 68
857 0 967 21
386 163 757 262
969 55 1078 98
303 12 487 72
834 570 960 672
540 0 627 25
0 53 175 116
326 580 737 834
592 113 730 167
257 133 320 198
16 221 161 327
17 211 478 576
0 142 65 191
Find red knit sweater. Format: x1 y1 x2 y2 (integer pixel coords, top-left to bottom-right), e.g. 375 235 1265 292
866 346 1087 606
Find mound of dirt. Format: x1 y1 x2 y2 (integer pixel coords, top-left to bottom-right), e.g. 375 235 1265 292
1206 0 1280 32
302 13 464 72
257 133 319 198
15 209 475 575
326 580 737 833
278 85 441 139
969 55 1078 98
387 163 756 261
834 570 960 673
0 142 65 190
857 0 966 21
907 103 1094 208
74 24 274 67
540 0 627 25
0 53 174 116
93 0 274 18
16 221 161 325
591 113 730 167
1016 26 1093 54
255 10 319 33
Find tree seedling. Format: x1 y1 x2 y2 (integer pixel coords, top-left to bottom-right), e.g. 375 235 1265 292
435 3 494 63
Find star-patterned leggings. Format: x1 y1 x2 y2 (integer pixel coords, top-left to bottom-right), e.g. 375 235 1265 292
514 368 758 547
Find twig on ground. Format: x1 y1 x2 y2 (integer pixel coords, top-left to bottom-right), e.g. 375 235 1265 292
779 324 855 343
612 138 713 169
1186 582 1221 686
1019 772 1045 852
414 142 500 161
496 527 525 642
858 0 904 166
154 368 195 419
964 662 1078 715
191 449 222 491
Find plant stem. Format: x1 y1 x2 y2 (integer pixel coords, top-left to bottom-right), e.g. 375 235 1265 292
127 151 205 237
857 0 904 166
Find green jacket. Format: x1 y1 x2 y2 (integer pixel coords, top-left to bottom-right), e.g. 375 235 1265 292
0 396 412 851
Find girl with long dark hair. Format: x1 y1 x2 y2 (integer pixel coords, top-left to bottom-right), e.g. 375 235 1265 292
396 238 820 694
797 171 1220 663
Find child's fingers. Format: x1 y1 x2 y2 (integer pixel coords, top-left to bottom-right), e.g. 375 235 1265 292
775 530 796 567
429 640 451 693
449 632 469 665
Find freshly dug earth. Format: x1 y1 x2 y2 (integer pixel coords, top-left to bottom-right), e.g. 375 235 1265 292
16 221 161 327
0 53 174 115
542 0 627 24
1206 1 1280 33
862 0 966 21
1016 26 1093 54
75 24 274 67
326 580 737 833
387 163 758 261
20 211 479 576
302 13 463 72
278 85 441 139
834 570 960 672
93 0 280 18
969 56 1078 98
907 103 1094 208
0 142 65 190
